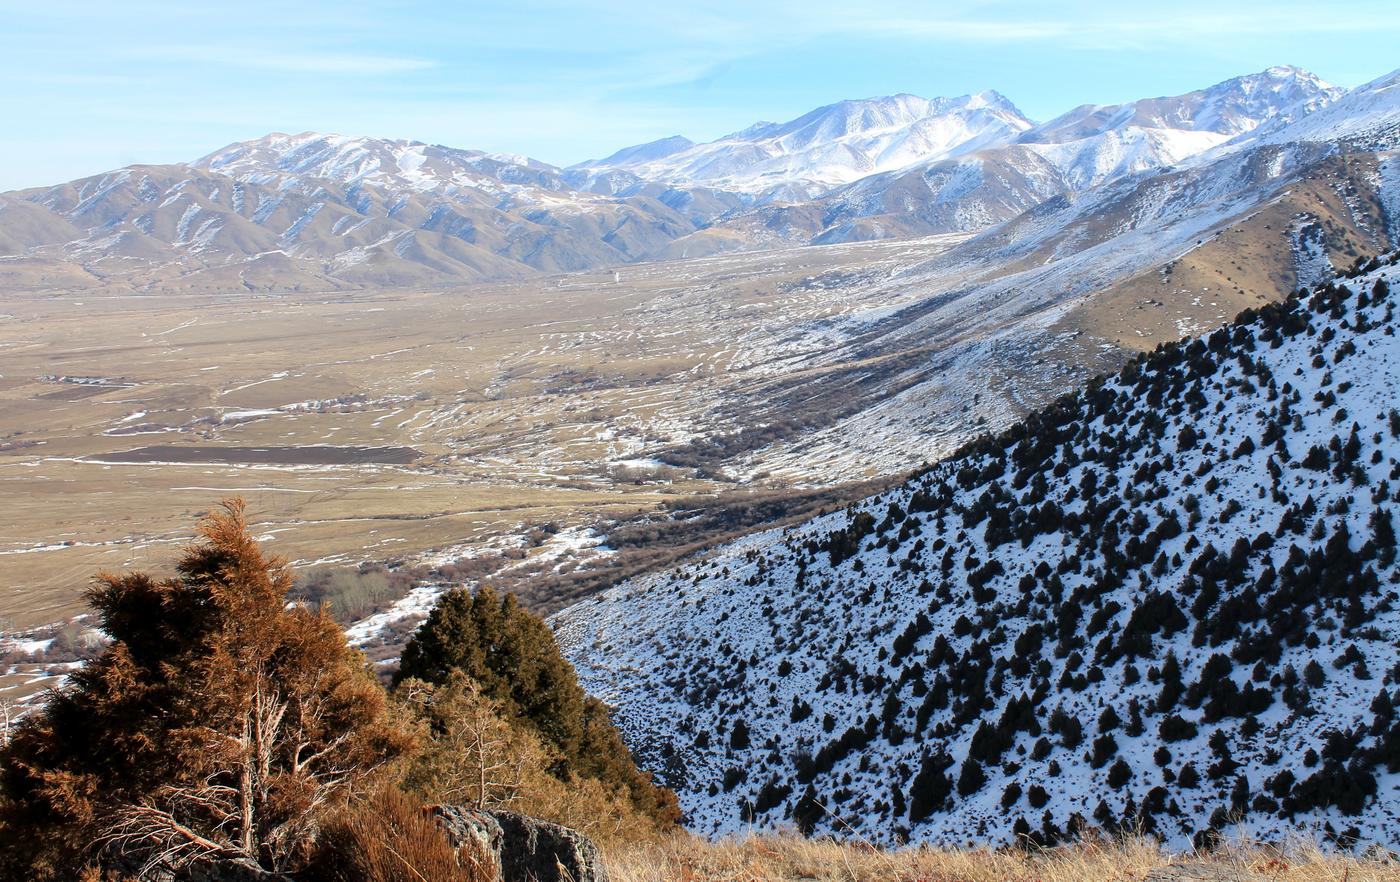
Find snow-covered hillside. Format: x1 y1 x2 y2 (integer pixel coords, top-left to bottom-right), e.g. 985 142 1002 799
554 256 1400 849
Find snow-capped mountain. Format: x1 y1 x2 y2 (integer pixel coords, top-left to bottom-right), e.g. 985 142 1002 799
1033 66 1336 142
673 66 1345 247
575 92 1034 199
3 158 707 291
193 132 571 196
1017 66 1342 190
553 256 1400 849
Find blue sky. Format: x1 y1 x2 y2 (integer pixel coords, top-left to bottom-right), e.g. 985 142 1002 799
2 0 1399 190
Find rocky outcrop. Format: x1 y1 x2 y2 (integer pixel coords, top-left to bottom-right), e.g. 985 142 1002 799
1138 865 1268 882
433 806 609 882
101 806 604 881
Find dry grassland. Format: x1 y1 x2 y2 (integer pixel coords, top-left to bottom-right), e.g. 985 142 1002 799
601 833 1400 882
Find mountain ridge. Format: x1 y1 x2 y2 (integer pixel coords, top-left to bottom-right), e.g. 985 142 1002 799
582 67 1340 204
0 65 1389 292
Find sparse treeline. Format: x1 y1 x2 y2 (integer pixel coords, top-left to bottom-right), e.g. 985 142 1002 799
0 499 676 881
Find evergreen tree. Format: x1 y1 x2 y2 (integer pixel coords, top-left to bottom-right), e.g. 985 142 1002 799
730 719 751 750
791 784 824 836
1107 758 1133 789
956 757 986 797
395 585 678 825
397 585 584 757
907 750 952 822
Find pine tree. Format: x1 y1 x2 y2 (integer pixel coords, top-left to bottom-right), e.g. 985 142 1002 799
1107 757 1133 789
791 784 824 836
395 585 677 825
906 750 952 823
956 757 986 797
397 585 585 757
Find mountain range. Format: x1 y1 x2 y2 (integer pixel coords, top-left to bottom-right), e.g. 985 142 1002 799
0 65 1393 294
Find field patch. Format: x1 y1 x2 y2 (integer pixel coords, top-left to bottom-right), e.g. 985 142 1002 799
88 445 422 465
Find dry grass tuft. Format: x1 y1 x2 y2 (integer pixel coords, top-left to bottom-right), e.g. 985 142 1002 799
601 832 1400 882
306 788 496 882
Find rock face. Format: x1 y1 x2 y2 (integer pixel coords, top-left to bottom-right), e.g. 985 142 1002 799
434 805 609 882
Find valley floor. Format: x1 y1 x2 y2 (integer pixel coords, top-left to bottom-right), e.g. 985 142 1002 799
600 833 1398 882
0 236 964 629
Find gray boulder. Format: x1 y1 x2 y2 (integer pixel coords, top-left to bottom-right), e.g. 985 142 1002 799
1139 864 1267 882
433 805 609 882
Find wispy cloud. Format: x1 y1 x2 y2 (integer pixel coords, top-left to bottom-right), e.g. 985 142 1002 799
130 45 438 75
784 3 1400 48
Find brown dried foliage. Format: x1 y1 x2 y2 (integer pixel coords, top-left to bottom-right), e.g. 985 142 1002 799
306 787 495 882
0 499 414 880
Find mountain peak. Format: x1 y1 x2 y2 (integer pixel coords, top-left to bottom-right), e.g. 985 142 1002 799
966 88 1022 114
1246 64 1400 147
1258 63 1326 83
1213 65 1339 100
1192 65 1343 136
582 134 696 169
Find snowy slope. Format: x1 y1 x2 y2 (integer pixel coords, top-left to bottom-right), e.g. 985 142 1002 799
1248 68 1400 150
586 135 697 168
554 257 1400 849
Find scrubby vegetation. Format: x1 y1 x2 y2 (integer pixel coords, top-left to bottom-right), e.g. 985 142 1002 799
554 253 1400 849
289 564 427 624
0 500 675 880
306 787 495 882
